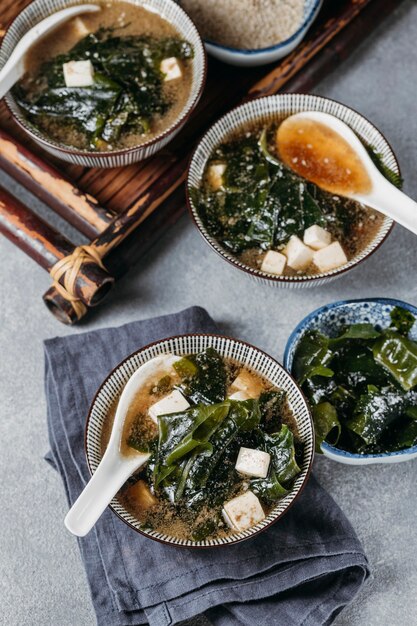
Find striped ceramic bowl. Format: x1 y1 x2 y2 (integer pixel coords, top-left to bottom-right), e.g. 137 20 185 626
284 298 417 465
0 0 206 168
85 333 314 547
187 94 398 289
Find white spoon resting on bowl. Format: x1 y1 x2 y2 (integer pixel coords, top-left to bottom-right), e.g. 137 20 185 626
65 354 180 537
0 4 100 100
276 111 417 237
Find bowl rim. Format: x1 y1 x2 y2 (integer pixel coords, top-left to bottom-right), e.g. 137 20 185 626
186 93 398 285
203 0 322 55
1 0 207 158
84 331 315 548
283 296 417 460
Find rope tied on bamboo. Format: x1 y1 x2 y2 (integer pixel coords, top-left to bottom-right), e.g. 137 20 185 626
49 245 106 319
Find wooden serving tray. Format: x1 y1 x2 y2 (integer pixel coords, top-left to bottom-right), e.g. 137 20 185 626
0 0 405 323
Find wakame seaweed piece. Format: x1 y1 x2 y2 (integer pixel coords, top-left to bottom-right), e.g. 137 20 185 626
173 357 198 379
128 424 158 454
251 424 301 501
365 145 404 189
183 399 261 498
292 330 334 386
311 402 341 452
346 389 410 445
154 402 230 485
390 306 416 337
372 330 417 391
331 343 392 392
258 390 286 430
328 323 381 345
15 32 193 148
265 424 301 484
181 347 227 405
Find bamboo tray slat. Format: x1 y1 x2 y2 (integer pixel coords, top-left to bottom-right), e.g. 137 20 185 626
0 0 406 323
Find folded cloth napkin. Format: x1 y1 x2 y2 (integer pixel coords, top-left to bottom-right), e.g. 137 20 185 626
44 306 369 626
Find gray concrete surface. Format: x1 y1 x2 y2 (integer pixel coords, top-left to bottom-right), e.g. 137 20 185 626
1 2 417 624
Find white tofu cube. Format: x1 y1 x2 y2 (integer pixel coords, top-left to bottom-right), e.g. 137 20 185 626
222 491 265 532
260 250 287 276
303 224 332 250
229 390 250 401
235 447 270 478
63 60 94 87
313 241 348 273
160 57 182 81
284 235 314 271
230 370 263 398
207 163 226 190
148 390 190 424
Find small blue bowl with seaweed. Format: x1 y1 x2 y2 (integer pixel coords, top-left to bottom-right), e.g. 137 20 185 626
284 298 417 465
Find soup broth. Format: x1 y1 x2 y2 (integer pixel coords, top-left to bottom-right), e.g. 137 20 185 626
14 1 194 151
101 348 302 542
192 119 385 278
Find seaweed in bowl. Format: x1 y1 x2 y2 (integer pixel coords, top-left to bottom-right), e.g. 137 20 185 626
12 1 194 152
291 305 417 456
190 119 399 279
101 346 304 542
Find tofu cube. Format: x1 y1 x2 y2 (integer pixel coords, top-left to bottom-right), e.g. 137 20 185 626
63 60 94 87
303 224 332 250
148 390 190 424
284 235 314 271
207 163 226 190
128 480 157 511
69 17 90 40
230 370 263 398
235 447 270 478
222 491 265 532
260 250 287 276
228 390 250 401
313 241 348 273
160 57 182 81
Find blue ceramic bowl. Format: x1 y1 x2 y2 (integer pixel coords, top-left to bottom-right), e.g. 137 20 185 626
284 298 417 465
202 0 323 67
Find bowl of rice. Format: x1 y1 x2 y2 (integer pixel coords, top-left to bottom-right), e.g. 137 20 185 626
180 0 323 67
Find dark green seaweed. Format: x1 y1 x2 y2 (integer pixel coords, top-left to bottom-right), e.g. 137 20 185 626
293 307 417 454
14 30 193 149
193 125 372 256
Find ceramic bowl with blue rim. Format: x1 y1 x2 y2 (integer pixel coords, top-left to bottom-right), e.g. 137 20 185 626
85 333 314 547
284 298 417 465
202 0 323 67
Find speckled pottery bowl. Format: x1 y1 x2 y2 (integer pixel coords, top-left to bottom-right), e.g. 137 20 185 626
187 93 397 289
86 333 314 547
0 0 206 168
202 0 323 67
284 298 417 465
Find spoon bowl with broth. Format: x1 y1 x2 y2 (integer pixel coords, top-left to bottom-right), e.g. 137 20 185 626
277 111 417 236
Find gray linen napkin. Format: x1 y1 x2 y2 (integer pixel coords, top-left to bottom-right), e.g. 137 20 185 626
44 306 369 626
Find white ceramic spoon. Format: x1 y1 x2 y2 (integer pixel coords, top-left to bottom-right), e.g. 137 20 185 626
280 111 417 236
0 4 100 100
64 354 180 537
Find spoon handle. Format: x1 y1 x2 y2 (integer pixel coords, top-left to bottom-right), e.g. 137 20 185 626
360 180 417 237
0 56 24 100
64 451 142 537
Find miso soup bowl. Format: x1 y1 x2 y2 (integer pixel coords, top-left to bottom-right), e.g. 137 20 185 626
284 298 417 465
0 0 206 168
85 333 314 547
187 94 398 289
